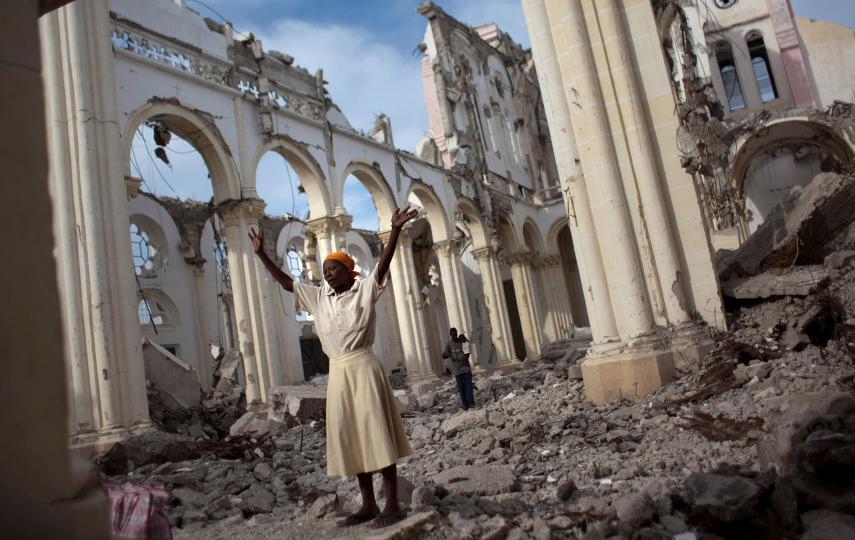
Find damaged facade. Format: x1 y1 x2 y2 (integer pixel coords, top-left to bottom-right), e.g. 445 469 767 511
42 0 592 452
7 0 855 537
653 0 855 245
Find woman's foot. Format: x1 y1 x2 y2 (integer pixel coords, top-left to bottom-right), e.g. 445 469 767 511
336 504 380 527
369 508 407 528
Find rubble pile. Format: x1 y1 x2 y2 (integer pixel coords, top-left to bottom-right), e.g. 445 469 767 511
95 172 854 539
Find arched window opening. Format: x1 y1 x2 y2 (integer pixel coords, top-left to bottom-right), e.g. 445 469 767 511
130 223 156 275
716 42 745 111
286 244 304 282
138 298 164 326
747 34 778 103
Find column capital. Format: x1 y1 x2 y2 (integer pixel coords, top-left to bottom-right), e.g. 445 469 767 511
125 175 142 200
305 216 335 238
534 254 561 268
471 245 498 262
433 237 463 257
217 198 266 227
333 213 353 232
504 250 535 267
378 227 412 246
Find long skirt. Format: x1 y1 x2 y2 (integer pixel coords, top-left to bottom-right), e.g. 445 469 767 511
325 347 411 476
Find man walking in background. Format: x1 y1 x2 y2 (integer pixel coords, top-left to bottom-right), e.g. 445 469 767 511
443 328 474 410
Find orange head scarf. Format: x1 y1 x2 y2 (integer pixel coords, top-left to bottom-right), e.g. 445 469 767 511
323 251 360 278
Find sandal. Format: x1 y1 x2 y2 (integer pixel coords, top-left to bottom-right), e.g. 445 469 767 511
369 509 407 528
336 511 379 527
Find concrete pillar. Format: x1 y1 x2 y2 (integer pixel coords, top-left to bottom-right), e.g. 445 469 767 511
532 257 560 343
41 0 151 449
218 198 293 405
188 263 213 390
521 0 619 345
472 246 518 368
306 216 335 261
506 252 543 359
435 237 481 368
595 0 693 327
380 229 438 385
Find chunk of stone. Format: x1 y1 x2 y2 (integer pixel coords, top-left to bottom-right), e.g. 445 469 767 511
253 462 272 481
229 412 284 438
440 409 487 434
614 491 654 532
556 479 577 502
410 424 433 441
482 515 510 540
172 487 210 508
410 483 437 508
824 250 855 269
531 516 551 540
306 494 337 519
801 509 855 540
363 510 439 540
685 473 760 523
393 390 418 414
721 266 829 300
433 465 516 496
238 483 275 514
269 385 327 421
659 515 688 535
718 172 855 279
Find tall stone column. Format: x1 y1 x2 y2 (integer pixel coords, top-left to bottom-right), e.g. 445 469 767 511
434 237 479 366
472 246 518 368
41 0 151 448
380 230 438 386
521 0 619 346
306 216 334 262
506 252 543 360
532 256 560 343
188 263 213 390
218 198 290 405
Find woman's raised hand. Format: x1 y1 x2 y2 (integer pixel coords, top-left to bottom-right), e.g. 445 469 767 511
248 227 264 254
391 206 419 229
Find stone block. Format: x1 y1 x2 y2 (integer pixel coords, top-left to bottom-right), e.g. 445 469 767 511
433 465 516 496
269 385 326 422
581 348 675 405
363 510 439 540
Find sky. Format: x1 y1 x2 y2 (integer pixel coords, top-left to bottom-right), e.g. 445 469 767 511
142 0 852 231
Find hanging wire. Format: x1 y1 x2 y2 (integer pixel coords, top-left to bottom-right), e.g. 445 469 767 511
137 127 179 195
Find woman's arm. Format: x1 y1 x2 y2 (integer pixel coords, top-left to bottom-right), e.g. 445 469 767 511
376 206 419 284
249 227 295 292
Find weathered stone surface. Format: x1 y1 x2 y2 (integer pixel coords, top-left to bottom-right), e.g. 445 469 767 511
824 250 855 269
238 483 274 514
433 465 516 496
252 462 272 481
306 494 337 519
373 475 415 504
685 473 760 522
363 510 439 540
801 509 855 540
556 478 577 501
719 172 855 279
96 432 198 475
721 266 829 300
229 412 284 438
269 385 327 421
440 408 487 434
615 491 654 532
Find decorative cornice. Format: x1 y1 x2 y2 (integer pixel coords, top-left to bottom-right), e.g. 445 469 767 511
217 198 265 226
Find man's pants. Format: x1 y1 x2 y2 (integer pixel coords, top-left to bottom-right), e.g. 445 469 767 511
455 371 475 409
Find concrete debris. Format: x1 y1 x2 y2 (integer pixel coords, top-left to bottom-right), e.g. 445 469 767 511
269 385 326 422
98 175 855 537
721 266 829 300
718 172 855 280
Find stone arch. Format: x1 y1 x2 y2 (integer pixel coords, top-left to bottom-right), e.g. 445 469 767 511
122 100 240 203
138 287 181 328
251 135 332 220
456 198 489 249
522 219 544 255
406 183 452 243
495 213 521 253
340 161 397 227
546 217 570 254
731 118 854 231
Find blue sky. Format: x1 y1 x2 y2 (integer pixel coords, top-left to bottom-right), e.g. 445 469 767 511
143 0 851 230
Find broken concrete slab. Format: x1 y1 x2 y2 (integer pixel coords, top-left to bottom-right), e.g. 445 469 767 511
433 465 517 496
142 338 203 409
269 385 326 422
718 172 855 280
363 511 439 540
721 266 829 300
228 412 284 438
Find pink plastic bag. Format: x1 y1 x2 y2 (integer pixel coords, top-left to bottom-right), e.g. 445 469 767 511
104 483 172 540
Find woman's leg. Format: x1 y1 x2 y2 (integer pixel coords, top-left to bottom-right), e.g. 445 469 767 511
356 472 380 515
379 463 400 513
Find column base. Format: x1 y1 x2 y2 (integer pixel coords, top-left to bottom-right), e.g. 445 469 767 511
581 347 675 405
671 322 716 372
496 359 523 373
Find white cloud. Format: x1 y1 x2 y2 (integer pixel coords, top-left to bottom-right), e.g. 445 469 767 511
259 18 430 153
442 0 531 48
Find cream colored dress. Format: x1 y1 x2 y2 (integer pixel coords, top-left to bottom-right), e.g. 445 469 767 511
293 264 411 476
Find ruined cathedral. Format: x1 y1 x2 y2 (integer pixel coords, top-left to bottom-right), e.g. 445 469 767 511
4 0 855 537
